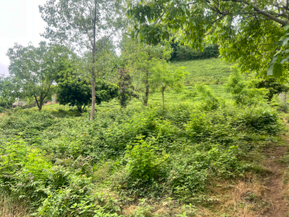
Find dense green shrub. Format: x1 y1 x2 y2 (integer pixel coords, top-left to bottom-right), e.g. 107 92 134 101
121 139 168 192
255 78 289 102
197 85 220 110
170 43 219 61
226 66 268 105
56 78 91 114
38 175 96 217
118 68 137 108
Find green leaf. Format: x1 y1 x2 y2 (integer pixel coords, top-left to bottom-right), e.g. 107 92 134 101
267 64 273 76
282 36 289 46
273 63 283 78
280 57 289 64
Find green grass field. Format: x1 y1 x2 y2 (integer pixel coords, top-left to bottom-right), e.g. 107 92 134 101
172 58 232 85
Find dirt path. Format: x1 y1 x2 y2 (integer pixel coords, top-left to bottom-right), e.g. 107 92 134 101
261 146 288 217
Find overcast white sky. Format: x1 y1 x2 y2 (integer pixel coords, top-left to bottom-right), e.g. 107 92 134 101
0 0 47 77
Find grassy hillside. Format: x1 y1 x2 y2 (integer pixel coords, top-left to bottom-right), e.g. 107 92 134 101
1 59 289 216
172 58 232 85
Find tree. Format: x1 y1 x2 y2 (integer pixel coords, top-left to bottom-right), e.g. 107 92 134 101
121 38 171 106
95 80 119 105
56 59 119 113
40 0 123 120
0 76 21 108
7 42 70 111
256 78 289 102
169 40 219 61
127 0 289 80
150 61 187 114
56 64 91 114
118 67 137 108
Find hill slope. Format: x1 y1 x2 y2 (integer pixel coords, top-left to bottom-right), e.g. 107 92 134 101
1 58 289 217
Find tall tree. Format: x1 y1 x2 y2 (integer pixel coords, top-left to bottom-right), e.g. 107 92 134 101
127 0 289 80
40 0 123 120
7 42 70 111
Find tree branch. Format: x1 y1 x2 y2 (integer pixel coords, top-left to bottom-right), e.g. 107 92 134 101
220 0 288 25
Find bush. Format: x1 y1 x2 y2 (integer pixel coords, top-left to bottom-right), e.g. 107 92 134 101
226 66 268 105
38 175 96 217
119 138 169 196
170 43 219 61
255 78 289 102
197 85 220 110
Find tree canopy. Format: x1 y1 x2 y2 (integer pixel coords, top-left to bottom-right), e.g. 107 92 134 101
121 37 172 105
7 42 71 111
0 76 21 109
127 0 289 80
150 60 187 113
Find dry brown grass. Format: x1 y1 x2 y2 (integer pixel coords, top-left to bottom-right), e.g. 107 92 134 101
119 176 277 216
196 180 269 217
0 196 31 217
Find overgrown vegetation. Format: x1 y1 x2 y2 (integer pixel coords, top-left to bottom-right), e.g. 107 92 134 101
0 59 286 216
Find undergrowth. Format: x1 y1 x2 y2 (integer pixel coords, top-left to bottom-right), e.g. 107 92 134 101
0 96 283 216
0 61 287 216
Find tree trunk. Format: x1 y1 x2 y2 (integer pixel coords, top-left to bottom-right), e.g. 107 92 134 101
143 46 152 106
90 69 96 120
144 70 149 106
162 86 165 115
38 104 42 112
77 105 82 115
34 95 42 111
90 0 97 121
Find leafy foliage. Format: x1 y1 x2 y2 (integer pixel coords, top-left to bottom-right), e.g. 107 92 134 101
57 79 91 114
118 68 136 108
256 78 289 102
150 60 187 113
226 66 268 105
7 42 71 111
170 43 219 61
196 85 220 110
95 80 119 105
0 76 20 109
0 95 283 215
40 0 124 119
0 57 285 216
121 37 172 106
127 0 288 80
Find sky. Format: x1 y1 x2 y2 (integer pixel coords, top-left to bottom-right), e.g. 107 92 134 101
0 0 47 77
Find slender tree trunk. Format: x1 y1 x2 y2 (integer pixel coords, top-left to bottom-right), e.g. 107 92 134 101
90 0 97 121
144 70 149 106
91 68 96 120
162 86 165 115
34 95 42 111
